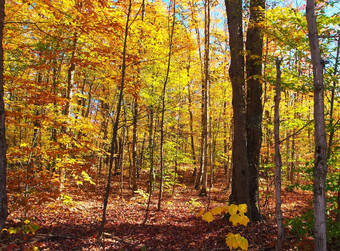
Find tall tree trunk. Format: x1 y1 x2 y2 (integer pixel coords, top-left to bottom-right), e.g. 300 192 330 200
274 58 284 251
200 0 210 197
98 0 132 239
290 131 295 183
327 39 340 222
186 57 196 175
158 0 176 211
225 0 249 206
26 73 42 194
132 97 138 192
306 1 328 250
119 108 127 199
0 0 7 231
327 38 339 159
245 0 265 222
143 106 155 225
192 7 205 189
63 34 78 117
285 129 290 182
173 94 181 194
223 101 228 175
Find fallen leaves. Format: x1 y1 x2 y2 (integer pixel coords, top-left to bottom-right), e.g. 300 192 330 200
0 169 314 250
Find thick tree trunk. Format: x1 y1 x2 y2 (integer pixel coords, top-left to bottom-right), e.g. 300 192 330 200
306 1 328 250
225 0 249 206
0 0 7 231
245 0 265 222
274 58 284 251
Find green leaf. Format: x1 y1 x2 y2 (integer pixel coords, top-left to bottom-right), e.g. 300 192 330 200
29 224 41 234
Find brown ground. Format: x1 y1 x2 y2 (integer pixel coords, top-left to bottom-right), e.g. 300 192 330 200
0 167 317 250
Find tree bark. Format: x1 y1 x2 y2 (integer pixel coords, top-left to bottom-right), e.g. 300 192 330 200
327 38 339 159
158 0 176 211
63 33 78 117
326 38 340 222
186 58 196 175
98 0 132 239
306 0 328 250
200 0 210 197
245 0 265 222
0 0 7 231
274 58 284 251
143 106 155 225
225 0 249 206
132 97 138 192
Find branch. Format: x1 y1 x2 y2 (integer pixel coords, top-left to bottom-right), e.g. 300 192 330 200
279 120 313 144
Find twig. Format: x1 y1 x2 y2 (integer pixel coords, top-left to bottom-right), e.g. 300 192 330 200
279 120 313 144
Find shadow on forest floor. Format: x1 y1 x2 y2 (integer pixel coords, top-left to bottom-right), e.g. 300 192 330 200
0 169 317 250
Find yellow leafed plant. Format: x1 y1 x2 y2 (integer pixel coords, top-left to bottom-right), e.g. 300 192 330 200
202 211 214 223
199 204 250 250
226 233 249 251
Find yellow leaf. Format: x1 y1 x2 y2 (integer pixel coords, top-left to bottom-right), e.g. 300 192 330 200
211 207 223 216
239 236 249 250
226 233 249 250
221 205 229 213
76 180 83 185
229 214 241 226
229 204 238 215
226 233 239 250
8 227 20 234
202 211 214 223
239 215 250 226
196 208 205 218
238 204 247 214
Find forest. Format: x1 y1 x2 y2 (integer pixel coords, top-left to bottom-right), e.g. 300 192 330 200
0 0 339 250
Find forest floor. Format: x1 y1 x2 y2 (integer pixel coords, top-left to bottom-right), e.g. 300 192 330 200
0 167 316 250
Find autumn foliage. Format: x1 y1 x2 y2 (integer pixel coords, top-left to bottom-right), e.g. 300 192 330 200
0 0 339 250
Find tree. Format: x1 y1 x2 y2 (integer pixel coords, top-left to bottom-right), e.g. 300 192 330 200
225 0 265 215
98 0 132 239
199 0 210 196
274 57 284 250
306 0 328 250
245 0 265 222
225 0 249 206
158 0 176 210
0 0 7 231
